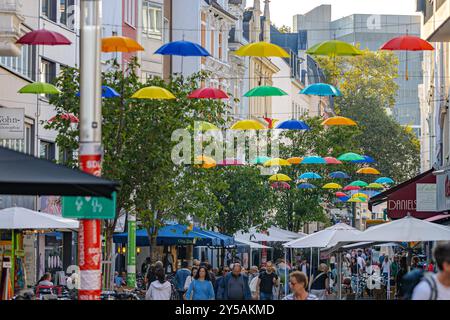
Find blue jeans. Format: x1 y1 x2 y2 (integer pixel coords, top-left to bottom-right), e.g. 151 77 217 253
260 292 273 300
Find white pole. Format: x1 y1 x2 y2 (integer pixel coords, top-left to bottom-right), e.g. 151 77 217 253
284 248 288 297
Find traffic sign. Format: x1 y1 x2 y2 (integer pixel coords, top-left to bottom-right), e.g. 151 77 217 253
62 192 116 219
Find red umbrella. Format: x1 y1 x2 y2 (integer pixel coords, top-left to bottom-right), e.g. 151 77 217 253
16 29 72 45
324 157 342 165
188 87 229 99
49 114 79 123
216 159 243 166
271 182 291 190
335 192 347 197
343 185 361 191
380 35 434 80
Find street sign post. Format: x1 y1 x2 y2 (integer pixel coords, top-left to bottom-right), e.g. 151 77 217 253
62 192 116 219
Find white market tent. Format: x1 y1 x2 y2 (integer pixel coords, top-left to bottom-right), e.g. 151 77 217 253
0 207 79 230
267 226 307 240
235 238 272 249
235 228 290 242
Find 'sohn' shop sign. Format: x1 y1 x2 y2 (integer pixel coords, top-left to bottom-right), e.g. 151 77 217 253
0 108 24 139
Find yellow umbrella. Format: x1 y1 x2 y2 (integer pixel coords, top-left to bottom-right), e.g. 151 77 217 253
194 155 216 169
322 183 342 189
132 86 176 99
102 36 144 53
287 157 303 165
234 41 290 58
352 193 369 199
348 197 365 203
230 120 266 130
357 167 381 175
269 174 292 182
264 158 291 167
321 116 357 126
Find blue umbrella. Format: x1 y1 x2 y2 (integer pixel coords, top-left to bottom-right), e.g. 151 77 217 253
300 83 342 97
275 119 310 130
155 40 210 57
351 155 376 164
301 156 327 164
329 171 350 179
251 156 271 165
297 183 316 189
299 172 322 179
76 85 120 98
337 196 350 202
375 177 395 184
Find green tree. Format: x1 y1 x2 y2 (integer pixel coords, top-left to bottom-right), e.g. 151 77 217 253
316 49 420 182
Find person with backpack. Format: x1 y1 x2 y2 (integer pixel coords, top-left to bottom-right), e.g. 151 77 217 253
411 242 450 300
145 267 172 300
309 263 329 300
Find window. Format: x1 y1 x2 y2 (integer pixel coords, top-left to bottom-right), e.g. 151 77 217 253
40 141 56 160
60 0 75 27
0 43 34 80
25 123 34 155
40 59 57 98
124 0 136 28
143 1 162 38
42 0 57 22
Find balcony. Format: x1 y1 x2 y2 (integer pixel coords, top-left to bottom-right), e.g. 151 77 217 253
422 0 450 41
0 0 25 56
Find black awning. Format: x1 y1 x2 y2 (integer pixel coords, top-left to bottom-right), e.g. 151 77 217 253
0 146 119 198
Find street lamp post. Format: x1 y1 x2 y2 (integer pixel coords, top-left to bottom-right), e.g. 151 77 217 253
78 0 103 300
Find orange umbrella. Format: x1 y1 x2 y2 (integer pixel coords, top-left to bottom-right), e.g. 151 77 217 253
321 116 357 126
102 36 144 53
356 167 381 175
287 157 303 165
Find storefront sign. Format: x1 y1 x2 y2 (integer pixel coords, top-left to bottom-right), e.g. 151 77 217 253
62 192 116 219
79 154 102 177
416 184 437 212
0 108 24 139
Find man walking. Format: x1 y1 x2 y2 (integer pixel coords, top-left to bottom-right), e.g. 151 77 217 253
219 263 251 300
256 261 279 300
174 261 191 300
412 242 450 300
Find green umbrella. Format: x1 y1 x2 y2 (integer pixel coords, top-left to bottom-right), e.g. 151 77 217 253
18 82 60 94
338 152 365 161
251 156 271 165
306 40 363 57
367 183 384 189
186 121 219 131
244 86 288 97
349 180 369 187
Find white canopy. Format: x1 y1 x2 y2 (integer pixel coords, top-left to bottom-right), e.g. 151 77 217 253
283 223 362 248
235 226 304 242
0 207 79 230
343 215 450 243
235 238 272 249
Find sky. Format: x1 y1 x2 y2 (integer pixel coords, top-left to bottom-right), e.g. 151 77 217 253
258 0 418 28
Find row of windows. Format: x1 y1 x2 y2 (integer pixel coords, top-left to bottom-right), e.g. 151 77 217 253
42 0 75 29
201 13 228 62
143 1 163 39
0 45 35 80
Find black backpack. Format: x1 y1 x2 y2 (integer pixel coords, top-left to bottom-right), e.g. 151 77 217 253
401 269 438 300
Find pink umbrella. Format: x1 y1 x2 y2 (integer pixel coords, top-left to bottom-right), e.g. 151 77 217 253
324 157 342 164
188 87 229 99
216 159 244 166
335 192 347 197
271 182 291 190
48 113 79 123
343 185 361 191
16 29 72 45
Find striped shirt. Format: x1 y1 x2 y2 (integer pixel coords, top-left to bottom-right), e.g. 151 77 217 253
283 293 319 300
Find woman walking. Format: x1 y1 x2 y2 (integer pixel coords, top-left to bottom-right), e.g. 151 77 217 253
184 267 198 292
309 263 329 300
184 266 215 300
145 268 172 300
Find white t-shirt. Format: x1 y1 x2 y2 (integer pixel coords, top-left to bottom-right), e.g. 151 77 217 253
412 274 450 300
382 261 391 274
357 256 365 270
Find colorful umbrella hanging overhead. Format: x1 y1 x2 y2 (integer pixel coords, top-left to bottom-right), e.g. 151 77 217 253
76 85 121 98
321 116 357 126
194 156 216 169
352 193 369 199
131 86 176 99
230 120 266 130
297 183 316 189
264 158 291 167
375 177 395 184
300 83 342 96
271 182 291 190
351 155 376 164
338 196 351 202
275 119 310 130
329 171 350 179
188 87 229 99
322 183 342 189
380 35 434 80
244 86 288 97
269 174 292 182
301 156 327 164
324 157 342 164
347 197 366 203
367 183 385 189
155 40 210 56
299 172 322 179
338 153 365 161
343 185 361 191
349 180 369 187
251 156 271 165
217 159 244 166
234 41 290 58
48 114 79 123
101 36 144 52
287 157 303 165
16 29 72 45
306 40 363 57
335 192 347 197
356 167 381 175
18 82 60 94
